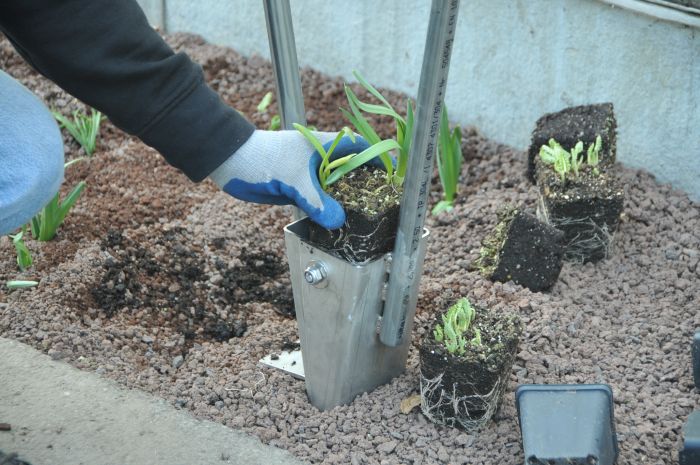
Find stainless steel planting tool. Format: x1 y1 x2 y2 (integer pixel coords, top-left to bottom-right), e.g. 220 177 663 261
261 0 460 410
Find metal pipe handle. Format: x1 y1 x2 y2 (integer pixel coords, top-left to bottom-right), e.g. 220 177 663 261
380 0 460 347
263 0 306 219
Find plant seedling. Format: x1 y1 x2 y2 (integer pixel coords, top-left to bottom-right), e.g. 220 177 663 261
8 226 32 271
587 135 602 174
341 70 414 187
432 106 463 215
539 136 604 183
257 91 273 112
293 123 400 191
257 92 281 131
433 297 481 356
30 158 87 241
6 280 38 290
53 108 104 156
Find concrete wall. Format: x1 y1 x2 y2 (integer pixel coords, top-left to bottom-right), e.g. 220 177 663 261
139 0 700 200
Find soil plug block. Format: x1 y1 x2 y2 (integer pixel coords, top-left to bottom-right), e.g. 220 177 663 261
681 411 700 465
419 303 521 432
515 384 619 465
527 103 617 182
537 168 624 263
694 332 700 389
307 168 401 264
474 206 565 292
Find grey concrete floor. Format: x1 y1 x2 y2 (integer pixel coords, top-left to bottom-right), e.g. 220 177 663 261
0 337 306 465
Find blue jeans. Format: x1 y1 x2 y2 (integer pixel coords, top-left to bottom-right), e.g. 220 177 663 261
0 70 64 235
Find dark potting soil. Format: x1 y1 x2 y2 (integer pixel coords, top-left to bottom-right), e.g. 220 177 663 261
2 33 700 465
528 103 617 182
308 167 402 263
482 209 566 292
91 228 290 343
538 166 624 262
419 307 521 417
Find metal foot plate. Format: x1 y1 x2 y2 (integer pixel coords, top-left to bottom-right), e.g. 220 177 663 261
259 348 305 380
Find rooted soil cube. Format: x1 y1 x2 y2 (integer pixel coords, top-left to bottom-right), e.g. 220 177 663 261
474 206 565 292
537 168 624 263
419 306 521 432
307 168 401 264
527 103 617 182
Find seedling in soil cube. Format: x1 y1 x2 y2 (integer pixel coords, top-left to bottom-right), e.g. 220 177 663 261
536 140 623 263
473 205 565 292
419 297 521 431
527 103 616 182
306 71 413 263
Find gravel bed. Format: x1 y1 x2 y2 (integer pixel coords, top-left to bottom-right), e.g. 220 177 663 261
1 32 699 465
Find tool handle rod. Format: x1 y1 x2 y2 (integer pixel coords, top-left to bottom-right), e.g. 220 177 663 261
380 0 460 347
263 0 306 219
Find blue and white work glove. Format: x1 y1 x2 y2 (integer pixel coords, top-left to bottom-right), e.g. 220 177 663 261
209 130 369 230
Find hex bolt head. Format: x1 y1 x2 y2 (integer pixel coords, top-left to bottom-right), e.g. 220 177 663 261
304 261 328 287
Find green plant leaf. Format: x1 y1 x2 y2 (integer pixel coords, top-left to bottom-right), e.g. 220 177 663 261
64 157 86 169
6 280 38 289
325 139 401 186
9 226 32 271
342 86 394 179
396 101 414 183
269 114 281 131
292 123 327 158
431 200 454 215
324 153 356 172
56 181 86 228
352 70 394 110
257 91 273 112
350 98 405 125
53 108 102 156
434 325 444 342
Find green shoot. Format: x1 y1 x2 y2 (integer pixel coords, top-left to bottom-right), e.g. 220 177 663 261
433 297 481 356
257 92 273 112
30 160 87 241
539 136 604 183
341 70 414 186
587 135 602 172
293 124 400 190
9 226 32 271
569 141 584 178
53 108 103 156
6 280 38 290
257 92 281 131
432 106 463 215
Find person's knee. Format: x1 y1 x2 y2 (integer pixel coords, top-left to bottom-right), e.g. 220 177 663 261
0 70 64 235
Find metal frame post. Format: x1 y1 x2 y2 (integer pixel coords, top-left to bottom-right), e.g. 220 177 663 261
262 0 306 128
381 0 460 347
263 0 306 219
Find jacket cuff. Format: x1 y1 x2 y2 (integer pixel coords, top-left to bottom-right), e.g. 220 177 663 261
137 78 255 182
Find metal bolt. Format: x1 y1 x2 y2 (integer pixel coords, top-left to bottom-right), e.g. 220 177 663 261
303 261 327 287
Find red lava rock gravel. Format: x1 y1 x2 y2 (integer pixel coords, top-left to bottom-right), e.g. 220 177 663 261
1 33 699 465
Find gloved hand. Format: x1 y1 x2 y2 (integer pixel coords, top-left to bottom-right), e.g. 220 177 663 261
209 129 369 229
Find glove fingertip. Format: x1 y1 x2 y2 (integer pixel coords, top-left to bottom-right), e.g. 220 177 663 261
310 196 346 230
